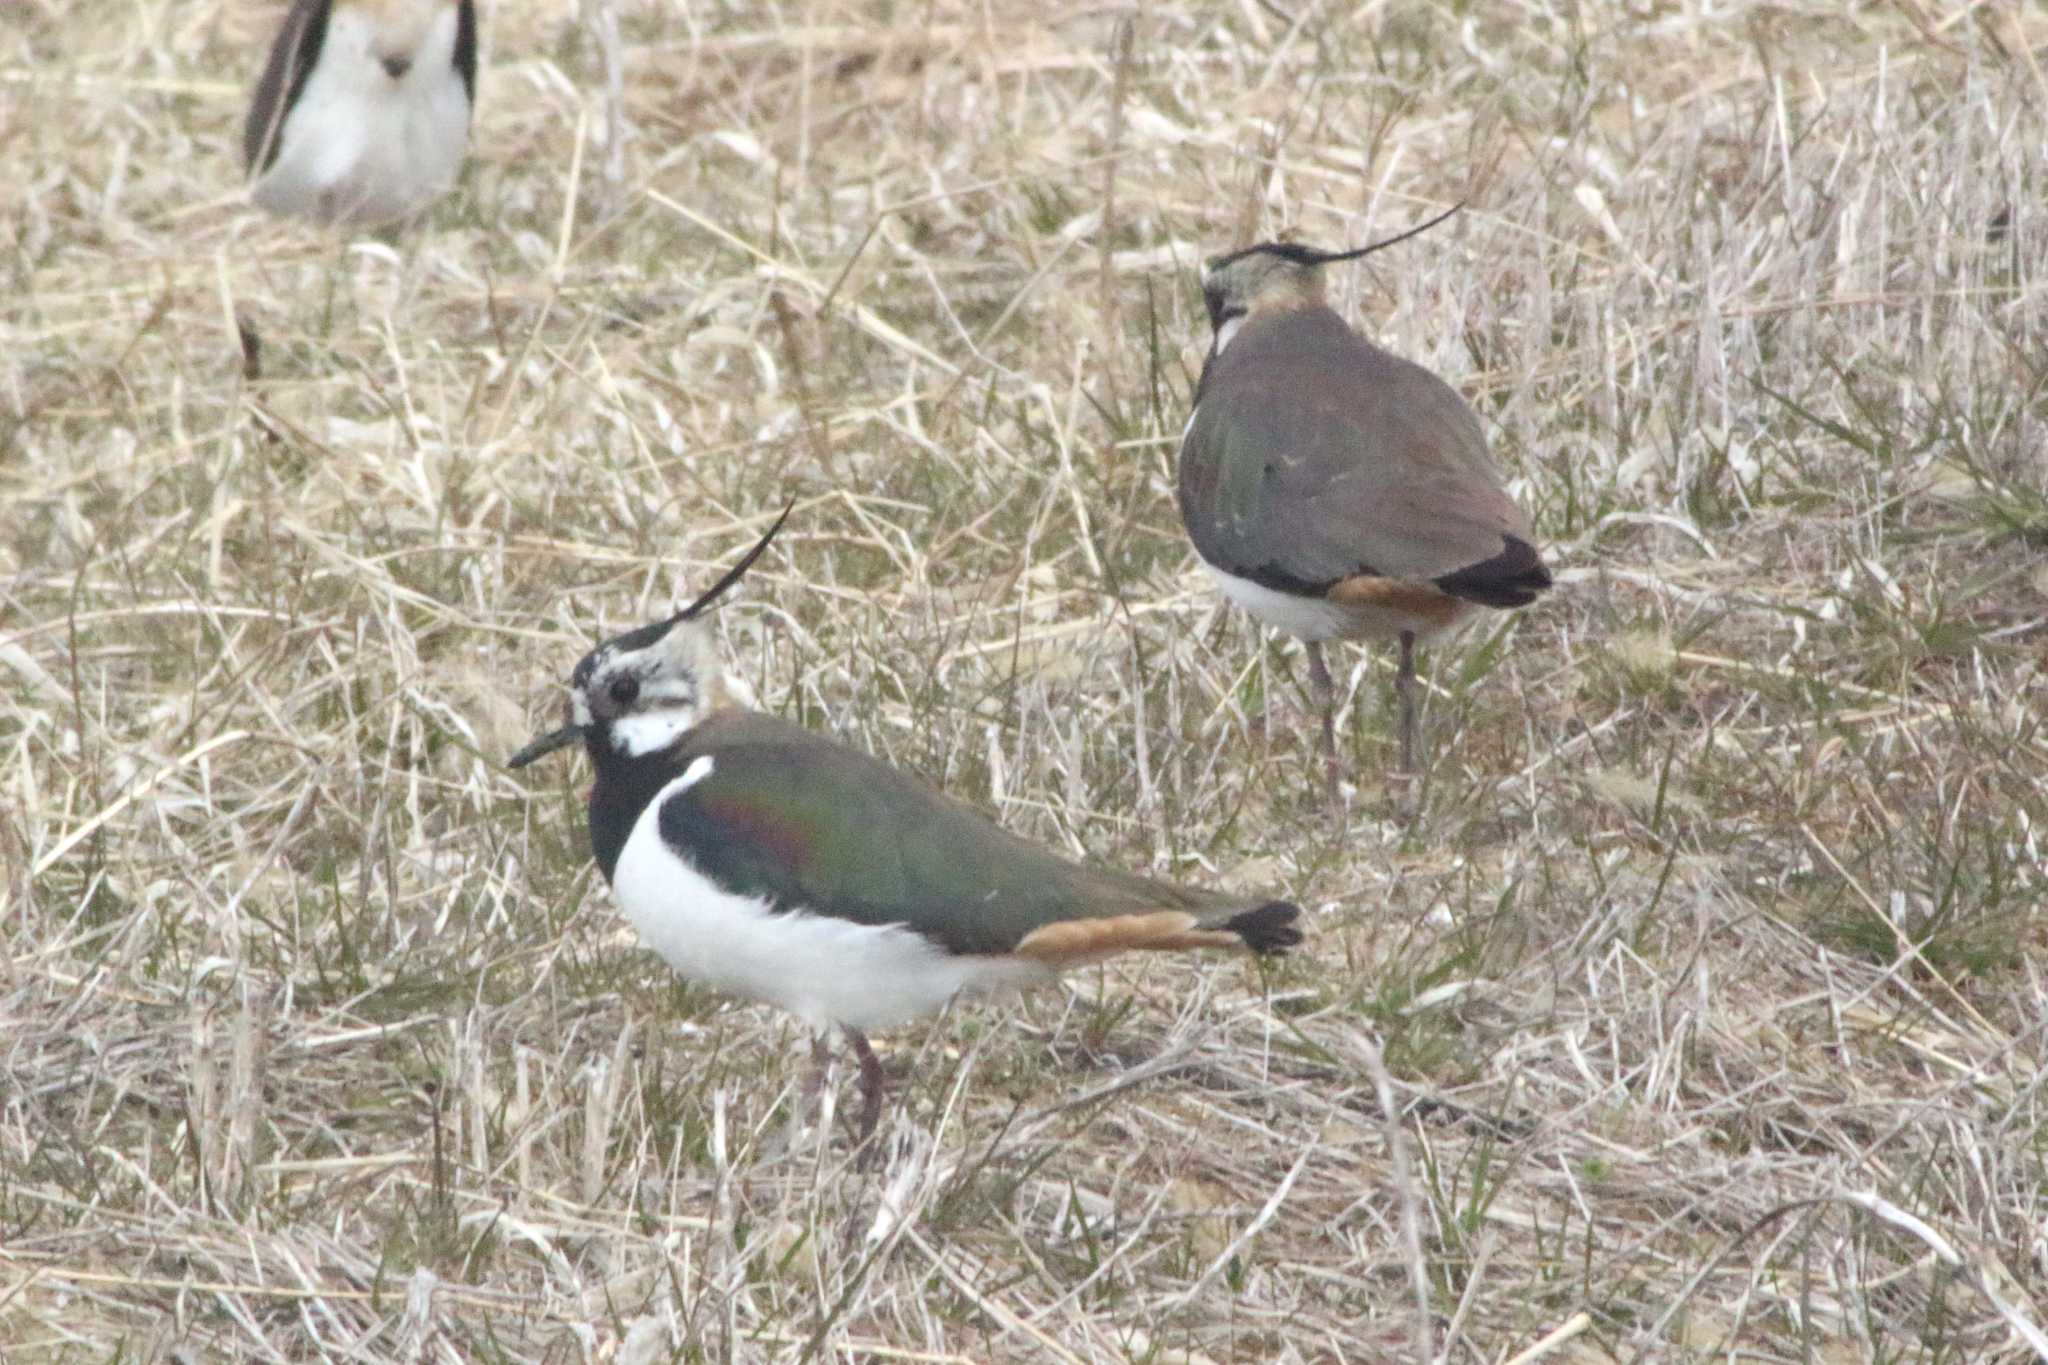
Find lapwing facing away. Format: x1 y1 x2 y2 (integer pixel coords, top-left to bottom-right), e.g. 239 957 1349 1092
509 511 1303 1148
1178 208 1551 792
243 0 478 227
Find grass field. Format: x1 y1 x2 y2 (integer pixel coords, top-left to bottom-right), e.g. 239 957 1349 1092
7 0 2048 1360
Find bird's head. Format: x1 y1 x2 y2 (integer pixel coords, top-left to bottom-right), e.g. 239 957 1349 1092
509 506 790 770
1198 205 1463 349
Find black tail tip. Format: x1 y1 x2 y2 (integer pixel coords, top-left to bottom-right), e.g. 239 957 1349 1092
1227 901 1304 955
1433 535 1553 609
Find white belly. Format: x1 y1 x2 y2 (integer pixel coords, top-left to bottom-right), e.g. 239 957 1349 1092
252 8 471 226
609 763 1052 1033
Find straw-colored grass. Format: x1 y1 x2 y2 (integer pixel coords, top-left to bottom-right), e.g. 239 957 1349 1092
7 0 2047 1359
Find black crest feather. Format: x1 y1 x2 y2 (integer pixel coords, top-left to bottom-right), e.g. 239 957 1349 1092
1209 203 1464 273
673 501 795 624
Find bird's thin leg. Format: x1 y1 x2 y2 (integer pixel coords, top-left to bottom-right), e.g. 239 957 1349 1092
1395 630 1419 773
393 231 427 320
1306 641 1341 808
321 238 346 337
236 313 264 382
845 1028 886 1148
803 1035 833 1106
778 1034 836 1155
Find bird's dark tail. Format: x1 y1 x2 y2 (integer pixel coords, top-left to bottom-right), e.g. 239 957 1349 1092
1225 901 1304 955
1434 535 1552 608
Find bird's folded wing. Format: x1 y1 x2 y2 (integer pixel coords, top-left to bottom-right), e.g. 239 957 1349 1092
656 712 1245 958
244 0 332 174
1182 311 1532 589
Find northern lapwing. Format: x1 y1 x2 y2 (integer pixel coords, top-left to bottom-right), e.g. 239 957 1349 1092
243 0 478 227
1178 208 1552 792
509 510 1304 1146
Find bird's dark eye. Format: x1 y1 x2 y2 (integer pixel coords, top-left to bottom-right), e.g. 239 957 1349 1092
608 676 640 707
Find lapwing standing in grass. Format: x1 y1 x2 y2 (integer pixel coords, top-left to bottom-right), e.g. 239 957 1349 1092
509 510 1303 1146
1178 208 1552 795
243 0 478 228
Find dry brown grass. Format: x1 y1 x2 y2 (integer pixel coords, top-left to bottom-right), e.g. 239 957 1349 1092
7 0 2048 1360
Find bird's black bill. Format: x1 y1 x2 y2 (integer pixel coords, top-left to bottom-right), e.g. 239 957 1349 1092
1301 203 1463 265
509 724 582 768
674 501 796 625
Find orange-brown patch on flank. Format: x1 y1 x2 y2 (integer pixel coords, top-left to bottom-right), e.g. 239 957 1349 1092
1326 575 1468 628
1013 912 1243 968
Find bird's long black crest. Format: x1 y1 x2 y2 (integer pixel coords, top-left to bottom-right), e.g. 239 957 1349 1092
1297 202 1463 265
674 500 795 624
1213 203 1464 272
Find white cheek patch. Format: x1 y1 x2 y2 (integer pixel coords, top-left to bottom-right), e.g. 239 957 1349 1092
1212 315 1245 355
610 707 701 758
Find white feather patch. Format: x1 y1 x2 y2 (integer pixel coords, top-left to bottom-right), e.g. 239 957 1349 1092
609 707 701 759
1204 564 1354 641
1203 563 1469 643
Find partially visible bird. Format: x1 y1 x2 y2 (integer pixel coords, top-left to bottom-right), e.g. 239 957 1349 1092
509 510 1303 1146
243 0 478 227
1177 208 1551 793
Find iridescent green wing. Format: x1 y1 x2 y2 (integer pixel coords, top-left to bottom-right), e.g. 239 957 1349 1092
658 713 1213 956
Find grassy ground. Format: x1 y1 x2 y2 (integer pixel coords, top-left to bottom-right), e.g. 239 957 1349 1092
7 0 2048 1360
